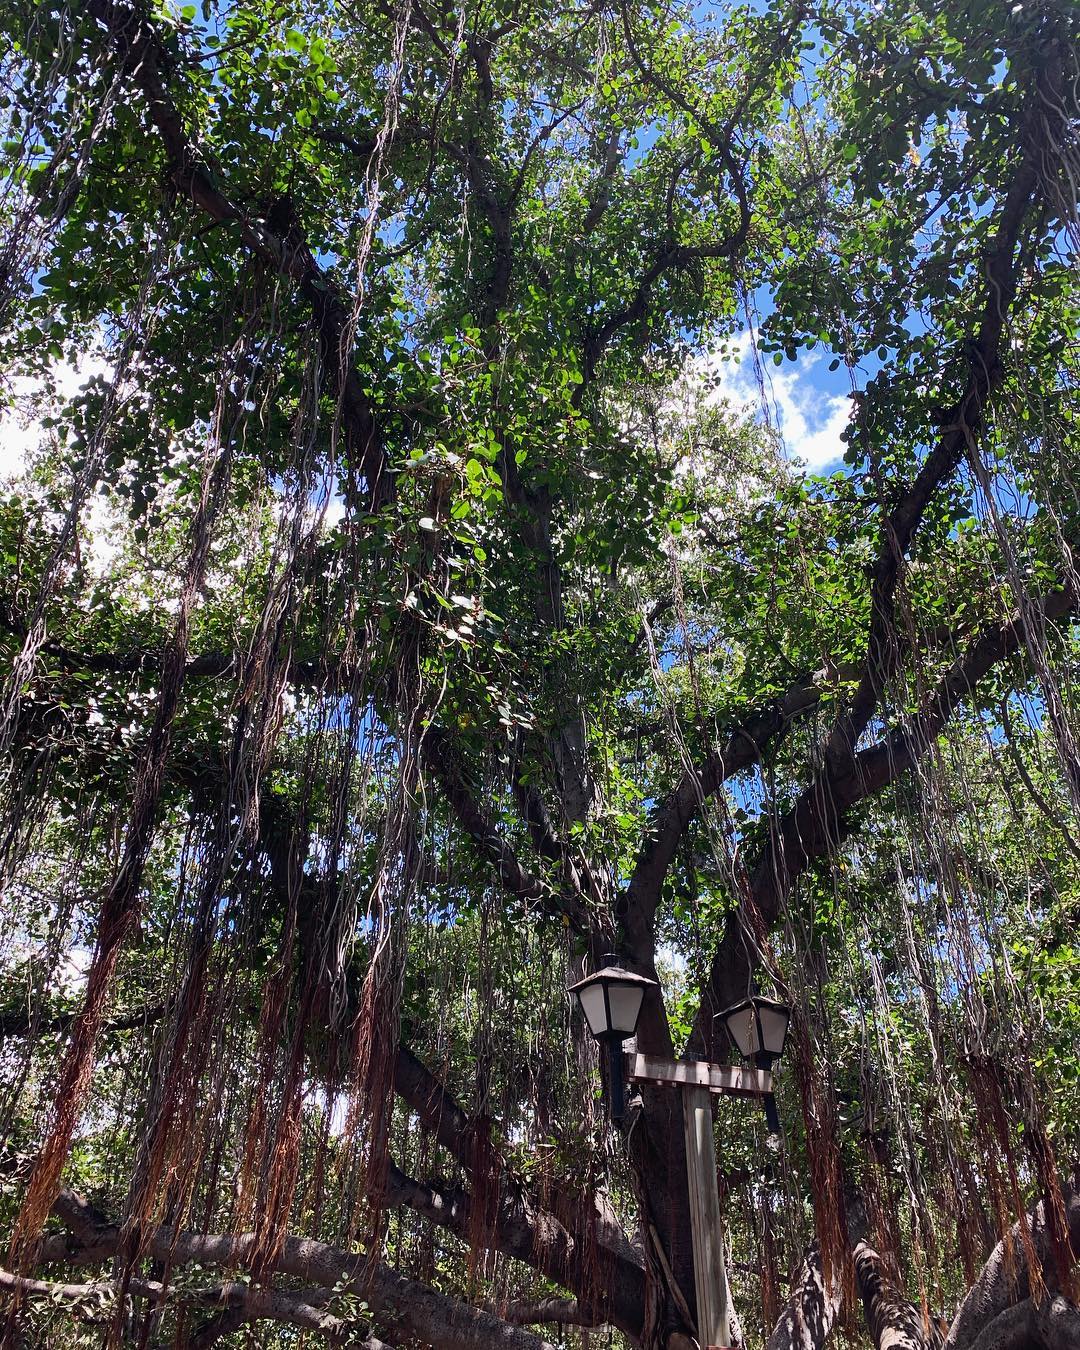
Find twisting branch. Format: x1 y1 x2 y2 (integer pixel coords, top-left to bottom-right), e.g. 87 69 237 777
82 0 386 504
577 0 802 382
691 577 1078 1051
418 726 598 938
38 1187 562 1350
622 670 832 961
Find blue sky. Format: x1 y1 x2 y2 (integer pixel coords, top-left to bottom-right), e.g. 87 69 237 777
695 330 855 473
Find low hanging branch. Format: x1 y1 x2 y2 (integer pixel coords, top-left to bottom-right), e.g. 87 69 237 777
0 1267 395 1349
32 1186 563 1350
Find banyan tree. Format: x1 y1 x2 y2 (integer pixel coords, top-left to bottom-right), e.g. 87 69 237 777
0 0 1078 1344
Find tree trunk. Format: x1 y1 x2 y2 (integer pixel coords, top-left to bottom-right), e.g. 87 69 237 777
944 1171 1080 1350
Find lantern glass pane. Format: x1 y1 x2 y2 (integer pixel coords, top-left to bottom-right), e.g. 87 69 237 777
577 983 609 1037
725 1004 757 1058
758 1003 789 1056
607 983 645 1036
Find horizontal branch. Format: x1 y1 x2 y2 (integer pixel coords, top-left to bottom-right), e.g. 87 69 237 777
483 1296 600 1328
0 1266 393 1348
0 998 163 1041
42 1187 560 1350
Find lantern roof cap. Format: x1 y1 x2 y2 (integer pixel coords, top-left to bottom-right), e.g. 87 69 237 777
717 994 790 1017
568 961 659 993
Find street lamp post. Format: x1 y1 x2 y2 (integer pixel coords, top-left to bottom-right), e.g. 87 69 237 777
567 957 657 1124
718 995 792 1135
571 961 791 1350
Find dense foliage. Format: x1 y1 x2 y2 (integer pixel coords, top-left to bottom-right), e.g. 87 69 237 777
0 0 1078 1345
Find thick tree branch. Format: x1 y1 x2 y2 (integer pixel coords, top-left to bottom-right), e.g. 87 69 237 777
484 1296 600 1327
380 1165 614 1326
622 671 829 961
966 1295 1080 1350
944 1169 1080 1350
0 1266 394 1347
692 580 1077 1053
766 1243 842 1350
387 1059 646 1336
41 1187 561 1350
854 1241 930 1349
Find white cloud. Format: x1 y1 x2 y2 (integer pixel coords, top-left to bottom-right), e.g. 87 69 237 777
698 335 852 472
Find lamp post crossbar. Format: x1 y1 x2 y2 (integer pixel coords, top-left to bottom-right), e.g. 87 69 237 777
626 1053 773 1097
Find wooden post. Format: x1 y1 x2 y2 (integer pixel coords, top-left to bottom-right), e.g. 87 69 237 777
626 1051 771 1349
681 1083 729 1349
